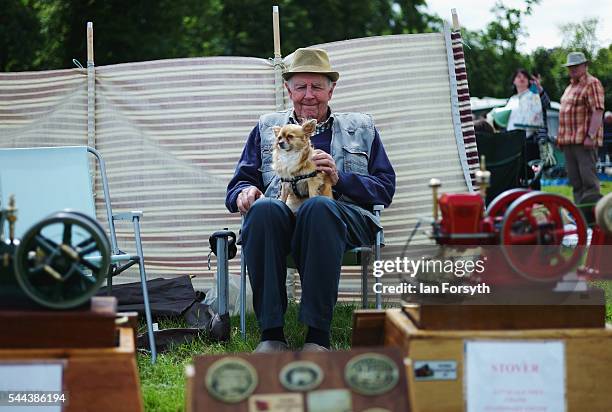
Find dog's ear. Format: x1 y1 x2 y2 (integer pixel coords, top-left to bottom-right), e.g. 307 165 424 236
272 126 282 137
302 119 317 135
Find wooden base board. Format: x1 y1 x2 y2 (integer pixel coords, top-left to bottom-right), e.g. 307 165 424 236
383 309 612 412
187 348 409 412
0 327 143 412
0 297 117 349
402 302 605 330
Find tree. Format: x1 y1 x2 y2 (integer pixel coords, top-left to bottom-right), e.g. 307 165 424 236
530 46 566 102
462 1 538 98
559 18 600 59
0 0 42 71
531 18 611 110
2 0 436 71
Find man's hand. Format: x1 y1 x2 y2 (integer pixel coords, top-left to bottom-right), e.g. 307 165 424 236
237 186 263 214
312 149 339 185
584 135 596 148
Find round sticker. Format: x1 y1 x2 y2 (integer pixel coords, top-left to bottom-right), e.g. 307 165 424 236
279 360 324 391
344 353 399 396
205 357 258 403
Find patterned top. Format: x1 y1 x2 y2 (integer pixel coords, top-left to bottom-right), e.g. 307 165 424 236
289 109 334 135
557 73 605 146
507 89 544 135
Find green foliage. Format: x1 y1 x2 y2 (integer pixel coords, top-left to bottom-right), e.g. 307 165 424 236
530 47 567 102
2 1 609 110
137 302 356 412
0 0 42 71
559 18 601 57
462 0 537 99
2 0 434 70
462 3 610 110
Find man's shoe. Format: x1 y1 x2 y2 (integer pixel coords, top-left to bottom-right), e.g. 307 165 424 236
253 340 289 353
301 342 330 352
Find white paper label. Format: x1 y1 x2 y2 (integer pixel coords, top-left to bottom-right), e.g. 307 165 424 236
0 363 63 412
413 360 457 381
465 340 565 412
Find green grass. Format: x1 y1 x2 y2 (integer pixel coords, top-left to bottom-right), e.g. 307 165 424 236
544 182 612 323
137 302 356 412
542 181 612 199
137 183 612 411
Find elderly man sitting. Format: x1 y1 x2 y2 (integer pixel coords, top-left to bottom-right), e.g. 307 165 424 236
225 48 396 352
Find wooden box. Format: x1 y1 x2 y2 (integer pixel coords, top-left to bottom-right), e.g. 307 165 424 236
383 309 612 412
0 327 143 412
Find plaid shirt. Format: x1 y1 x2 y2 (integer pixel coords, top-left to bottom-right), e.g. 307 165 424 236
289 109 333 135
557 73 605 146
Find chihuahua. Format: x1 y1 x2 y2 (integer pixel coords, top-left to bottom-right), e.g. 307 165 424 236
272 119 333 212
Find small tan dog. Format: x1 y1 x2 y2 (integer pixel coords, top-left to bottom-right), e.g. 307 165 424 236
272 119 333 212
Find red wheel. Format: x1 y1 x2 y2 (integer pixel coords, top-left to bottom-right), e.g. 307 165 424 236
486 189 531 218
501 192 587 282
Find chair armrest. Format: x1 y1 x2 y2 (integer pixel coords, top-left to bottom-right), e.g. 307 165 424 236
113 211 143 221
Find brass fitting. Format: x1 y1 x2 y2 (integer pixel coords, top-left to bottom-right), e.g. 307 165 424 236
7 195 17 244
429 178 442 221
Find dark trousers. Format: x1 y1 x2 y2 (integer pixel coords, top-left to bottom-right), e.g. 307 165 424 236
242 197 375 332
525 139 541 190
563 144 601 204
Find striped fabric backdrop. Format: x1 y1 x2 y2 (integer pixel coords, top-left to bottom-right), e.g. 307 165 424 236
0 29 477 302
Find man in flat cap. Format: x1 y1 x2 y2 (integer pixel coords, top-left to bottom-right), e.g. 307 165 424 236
226 48 395 352
557 51 605 205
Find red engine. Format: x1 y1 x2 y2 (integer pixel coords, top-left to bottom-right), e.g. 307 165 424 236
581 193 612 277
430 183 611 284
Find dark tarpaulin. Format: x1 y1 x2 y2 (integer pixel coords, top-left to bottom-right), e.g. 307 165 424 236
98 275 198 317
98 275 230 349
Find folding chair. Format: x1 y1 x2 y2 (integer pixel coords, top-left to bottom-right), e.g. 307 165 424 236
0 146 157 363
235 204 384 339
475 130 543 205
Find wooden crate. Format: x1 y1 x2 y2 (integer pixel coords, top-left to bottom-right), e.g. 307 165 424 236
384 309 612 412
0 297 142 412
0 326 143 412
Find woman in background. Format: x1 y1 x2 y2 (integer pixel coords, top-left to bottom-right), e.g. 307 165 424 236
506 69 551 189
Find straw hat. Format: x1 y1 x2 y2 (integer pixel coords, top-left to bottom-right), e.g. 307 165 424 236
563 51 588 67
282 48 339 82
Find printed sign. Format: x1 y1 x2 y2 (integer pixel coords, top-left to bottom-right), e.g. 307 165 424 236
465 340 565 412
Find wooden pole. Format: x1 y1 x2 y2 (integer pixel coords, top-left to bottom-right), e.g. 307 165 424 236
273 6 281 58
87 22 94 62
86 22 96 153
451 9 460 31
272 6 284 111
